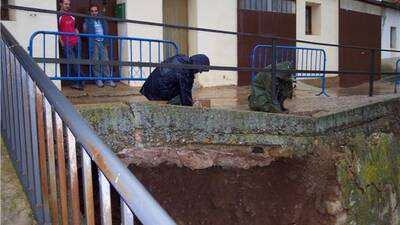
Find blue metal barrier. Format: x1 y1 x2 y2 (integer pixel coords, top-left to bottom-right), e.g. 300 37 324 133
28 31 179 81
251 45 327 96
395 59 400 93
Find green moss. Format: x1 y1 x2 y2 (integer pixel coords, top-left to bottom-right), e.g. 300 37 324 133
77 103 137 152
78 103 120 125
337 133 400 225
1 138 37 224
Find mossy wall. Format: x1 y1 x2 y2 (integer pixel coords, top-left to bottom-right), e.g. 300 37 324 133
77 103 136 152
336 133 400 225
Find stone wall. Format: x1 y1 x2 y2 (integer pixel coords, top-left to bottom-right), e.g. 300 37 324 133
336 133 400 225
76 96 400 225
77 96 400 155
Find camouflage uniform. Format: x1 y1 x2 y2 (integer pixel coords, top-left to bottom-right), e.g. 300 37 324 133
248 61 294 113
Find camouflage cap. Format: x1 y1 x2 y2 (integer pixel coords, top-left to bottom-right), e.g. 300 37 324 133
275 61 294 81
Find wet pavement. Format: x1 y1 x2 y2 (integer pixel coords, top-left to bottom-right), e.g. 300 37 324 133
63 79 400 117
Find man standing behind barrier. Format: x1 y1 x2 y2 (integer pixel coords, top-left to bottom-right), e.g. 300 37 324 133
83 4 116 88
58 0 84 90
140 54 210 106
248 61 294 113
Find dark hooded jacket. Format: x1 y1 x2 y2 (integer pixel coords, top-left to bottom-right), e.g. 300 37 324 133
140 54 210 106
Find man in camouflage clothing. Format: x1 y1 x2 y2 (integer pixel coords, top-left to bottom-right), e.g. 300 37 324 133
248 61 294 113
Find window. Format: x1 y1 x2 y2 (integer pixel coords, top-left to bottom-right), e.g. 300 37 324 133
239 0 296 14
391 27 397 49
306 6 312 35
305 3 321 35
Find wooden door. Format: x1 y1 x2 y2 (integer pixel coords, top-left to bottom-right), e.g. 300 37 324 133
237 0 296 86
163 0 188 56
339 9 381 87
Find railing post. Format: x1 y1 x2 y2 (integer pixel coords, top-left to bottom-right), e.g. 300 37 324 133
369 49 376 97
250 46 256 82
396 64 398 94
271 38 279 105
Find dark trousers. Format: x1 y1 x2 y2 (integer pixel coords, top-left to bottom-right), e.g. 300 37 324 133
62 45 83 85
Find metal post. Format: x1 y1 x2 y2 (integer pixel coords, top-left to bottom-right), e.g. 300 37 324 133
27 77 47 224
271 38 278 105
119 39 122 78
82 148 95 225
44 97 59 225
250 47 257 82
121 199 135 225
66 128 81 225
130 40 133 79
396 72 398 94
99 170 112 225
369 49 376 97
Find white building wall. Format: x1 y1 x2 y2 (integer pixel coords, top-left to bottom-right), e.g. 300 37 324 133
296 0 339 77
1 0 60 88
188 0 237 87
119 0 237 87
117 0 163 86
1 0 238 89
341 0 382 16
381 8 400 59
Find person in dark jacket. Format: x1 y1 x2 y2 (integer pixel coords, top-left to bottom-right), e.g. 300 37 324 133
248 61 294 113
140 54 210 106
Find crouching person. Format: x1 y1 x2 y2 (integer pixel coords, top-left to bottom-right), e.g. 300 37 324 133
140 54 210 106
248 61 294 113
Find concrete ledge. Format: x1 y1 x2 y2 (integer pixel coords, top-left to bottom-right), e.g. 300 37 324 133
130 102 317 136
77 103 136 152
316 97 400 133
76 96 400 153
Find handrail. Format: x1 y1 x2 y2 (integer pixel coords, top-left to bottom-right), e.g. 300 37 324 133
1 23 177 225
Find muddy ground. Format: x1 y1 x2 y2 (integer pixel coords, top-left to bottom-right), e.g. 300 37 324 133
127 148 342 225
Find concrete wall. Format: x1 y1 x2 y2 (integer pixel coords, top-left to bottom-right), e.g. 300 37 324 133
118 0 237 88
117 0 164 86
381 8 400 59
296 0 339 77
188 0 238 87
1 0 60 88
341 0 383 16
77 96 400 155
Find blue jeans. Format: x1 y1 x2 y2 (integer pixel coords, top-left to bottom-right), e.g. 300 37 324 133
62 45 83 85
90 41 111 78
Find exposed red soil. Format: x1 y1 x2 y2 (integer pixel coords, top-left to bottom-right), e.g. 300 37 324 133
129 151 340 225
